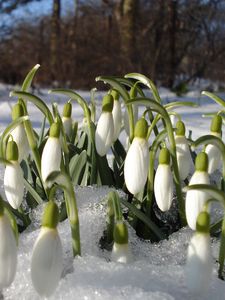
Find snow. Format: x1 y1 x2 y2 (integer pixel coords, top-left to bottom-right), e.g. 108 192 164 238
0 83 224 299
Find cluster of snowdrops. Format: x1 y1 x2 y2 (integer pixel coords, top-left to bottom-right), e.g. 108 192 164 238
0 65 225 298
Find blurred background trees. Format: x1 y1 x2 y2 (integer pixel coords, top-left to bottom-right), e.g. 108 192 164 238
0 0 225 89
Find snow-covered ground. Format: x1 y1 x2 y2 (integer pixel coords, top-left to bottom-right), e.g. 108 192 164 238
0 83 225 299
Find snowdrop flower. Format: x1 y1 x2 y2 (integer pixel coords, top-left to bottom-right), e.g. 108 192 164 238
95 94 114 156
0 200 17 289
4 141 24 209
185 152 210 230
154 148 173 211
124 118 149 195
111 90 122 142
31 201 63 297
11 103 29 162
41 122 61 184
175 121 193 180
111 221 132 263
62 101 73 138
205 115 222 174
186 211 212 296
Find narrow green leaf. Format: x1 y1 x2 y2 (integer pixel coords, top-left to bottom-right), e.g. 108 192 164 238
9 91 54 125
165 101 197 110
202 91 225 108
23 179 43 205
69 150 87 185
21 64 40 92
37 117 46 147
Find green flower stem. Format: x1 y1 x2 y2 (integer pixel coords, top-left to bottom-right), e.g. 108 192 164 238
202 91 225 108
184 184 225 279
106 196 115 244
127 98 186 225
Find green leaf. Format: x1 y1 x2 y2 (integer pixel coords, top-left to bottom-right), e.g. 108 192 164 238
23 179 43 205
165 101 197 110
69 150 87 185
119 198 166 240
202 91 225 108
10 91 54 125
125 73 161 103
37 117 46 147
21 64 40 92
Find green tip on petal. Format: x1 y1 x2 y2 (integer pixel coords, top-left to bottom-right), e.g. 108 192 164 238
42 201 59 229
49 122 60 138
210 115 222 134
113 221 128 244
195 152 208 172
6 140 19 161
159 148 170 165
102 95 114 112
111 90 119 101
63 102 72 118
134 118 148 139
12 103 25 120
196 211 210 233
176 120 186 136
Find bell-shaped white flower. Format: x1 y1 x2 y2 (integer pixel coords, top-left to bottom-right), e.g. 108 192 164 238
11 103 29 162
31 201 63 297
95 95 114 156
41 123 61 184
154 148 173 211
0 203 17 289
124 104 138 136
112 91 122 142
175 121 193 180
204 115 223 174
62 101 73 138
186 212 212 296
124 118 149 195
4 141 24 209
185 152 210 230
111 221 133 264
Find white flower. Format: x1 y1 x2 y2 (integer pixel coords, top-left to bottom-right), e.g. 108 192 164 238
111 243 133 264
175 136 193 180
62 116 72 138
31 227 63 297
11 124 29 162
185 171 210 230
41 137 61 183
124 137 149 194
0 214 17 289
4 162 24 209
95 112 114 156
154 164 173 211
112 100 122 142
205 144 221 174
185 233 212 296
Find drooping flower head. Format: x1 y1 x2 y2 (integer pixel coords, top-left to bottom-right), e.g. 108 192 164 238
11 102 29 162
62 101 73 138
186 211 212 296
154 148 173 212
0 198 17 289
111 90 122 142
95 94 114 156
111 220 132 264
41 122 61 185
31 200 63 297
4 140 24 209
175 120 193 180
205 115 222 174
185 152 210 230
124 118 149 195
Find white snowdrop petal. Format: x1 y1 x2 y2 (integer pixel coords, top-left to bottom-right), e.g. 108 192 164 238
31 227 63 297
11 125 29 162
112 101 122 141
124 137 149 195
95 112 114 156
62 117 72 137
0 215 17 289
185 171 210 230
41 137 61 182
4 163 24 209
175 136 193 180
111 243 133 264
205 144 221 174
186 233 212 296
154 165 173 212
